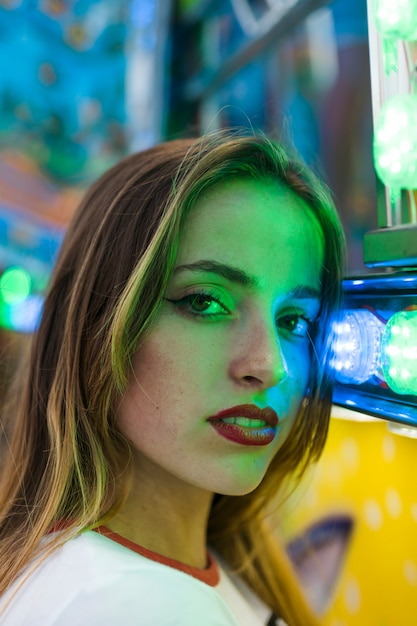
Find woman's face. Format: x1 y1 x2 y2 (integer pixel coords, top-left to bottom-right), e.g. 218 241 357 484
116 178 324 496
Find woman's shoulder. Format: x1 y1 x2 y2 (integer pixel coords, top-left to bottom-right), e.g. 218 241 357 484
1 531 287 626
0 531 242 626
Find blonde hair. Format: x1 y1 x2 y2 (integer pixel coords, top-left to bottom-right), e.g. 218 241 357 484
0 132 345 624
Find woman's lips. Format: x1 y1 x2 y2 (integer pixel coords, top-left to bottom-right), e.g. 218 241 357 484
208 404 279 446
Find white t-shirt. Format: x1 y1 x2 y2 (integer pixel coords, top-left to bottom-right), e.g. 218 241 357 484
0 529 288 626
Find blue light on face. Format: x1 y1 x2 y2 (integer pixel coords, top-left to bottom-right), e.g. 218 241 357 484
331 309 385 385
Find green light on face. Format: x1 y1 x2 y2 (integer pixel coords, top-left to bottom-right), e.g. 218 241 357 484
381 310 417 395
0 266 31 304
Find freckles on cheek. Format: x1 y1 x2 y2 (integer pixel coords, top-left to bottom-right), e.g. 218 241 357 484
127 342 185 414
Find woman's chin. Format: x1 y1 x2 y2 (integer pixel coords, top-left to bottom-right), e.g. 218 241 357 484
211 475 265 497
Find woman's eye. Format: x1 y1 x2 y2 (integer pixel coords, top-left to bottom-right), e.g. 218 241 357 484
277 313 311 337
167 292 230 318
187 294 224 314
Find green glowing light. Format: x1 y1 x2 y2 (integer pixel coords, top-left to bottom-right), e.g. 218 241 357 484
381 310 417 395
0 300 12 330
373 94 417 193
373 0 417 40
0 266 31 304
373 0 417 73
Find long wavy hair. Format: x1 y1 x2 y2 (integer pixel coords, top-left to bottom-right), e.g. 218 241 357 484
0 132 345 625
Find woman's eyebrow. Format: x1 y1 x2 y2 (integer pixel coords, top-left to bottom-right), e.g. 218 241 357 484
173 260 258 288
173 260 321 300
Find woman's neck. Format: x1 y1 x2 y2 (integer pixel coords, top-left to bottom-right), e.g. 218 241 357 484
108 457 214 569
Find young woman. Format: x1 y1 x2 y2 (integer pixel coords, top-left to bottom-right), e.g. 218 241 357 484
0 132 345 625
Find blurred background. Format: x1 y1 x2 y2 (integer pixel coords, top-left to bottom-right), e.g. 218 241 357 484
0 0 376 335
0 1 416 624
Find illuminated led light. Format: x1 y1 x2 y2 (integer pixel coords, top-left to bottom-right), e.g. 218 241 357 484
332 310 385 385
374 94 417 194
0 266 31 304
0 294 43 333
386 345 400 356
373 0 417 40
9 294 44 332
381 310 417 395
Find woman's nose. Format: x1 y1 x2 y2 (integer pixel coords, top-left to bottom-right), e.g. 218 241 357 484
229 317 288 389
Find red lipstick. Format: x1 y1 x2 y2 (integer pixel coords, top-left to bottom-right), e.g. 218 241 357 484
208 404 279 446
